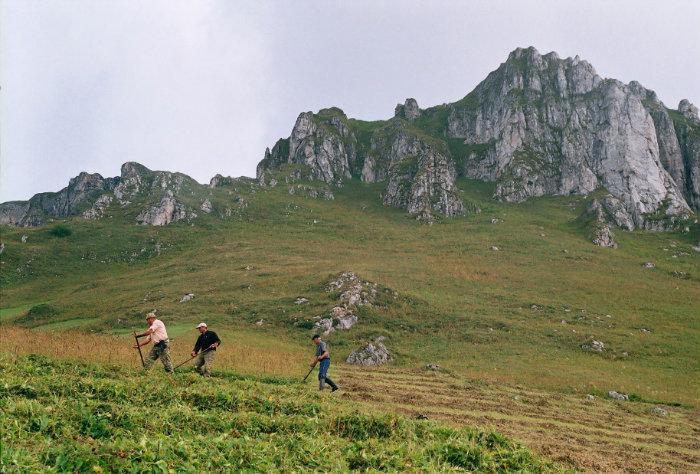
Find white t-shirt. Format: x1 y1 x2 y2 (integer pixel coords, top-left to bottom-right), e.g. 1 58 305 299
147 319 169 344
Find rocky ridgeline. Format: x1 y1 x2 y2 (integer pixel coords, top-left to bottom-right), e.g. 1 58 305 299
257 46 699 228
0 162 250 227
3 47 699 232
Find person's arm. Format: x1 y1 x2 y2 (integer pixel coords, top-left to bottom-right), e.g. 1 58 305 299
191 336 202 357
136 327 153 338
133 330 152 348
209 332 221 349
316 350 330 361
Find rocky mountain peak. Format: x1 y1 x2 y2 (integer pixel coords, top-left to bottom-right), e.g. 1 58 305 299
394 98 421 120
120 161 151 179
679 99 699 123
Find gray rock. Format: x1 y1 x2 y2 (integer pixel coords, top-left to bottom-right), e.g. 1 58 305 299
314 318 334 336
0 172 117 226
586 394 596 401
608 390 629 401
651 406 668 417
21 235 27 243
346 337 392 366
179 293 195 303
83 195 113 220
294 297 309 305
581 339 604 352
137 191 187 226
394 98 421 121
643 262 656 269
200 199 213 213
426 363 441 371
679 99 699 123
379 125 464 220
490 245 500 251
255 319 264 326
0 242 4 255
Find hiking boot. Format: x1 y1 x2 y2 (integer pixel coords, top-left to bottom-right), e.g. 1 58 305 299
331 386 339 392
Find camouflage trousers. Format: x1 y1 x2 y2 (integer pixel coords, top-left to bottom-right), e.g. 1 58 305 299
195 350 215 376
143 342 173 373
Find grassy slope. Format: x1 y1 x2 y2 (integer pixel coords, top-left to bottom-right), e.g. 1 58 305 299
0 354 564 473
0 177 698 408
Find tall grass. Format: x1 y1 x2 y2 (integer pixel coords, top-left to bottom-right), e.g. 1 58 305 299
0 326 304 378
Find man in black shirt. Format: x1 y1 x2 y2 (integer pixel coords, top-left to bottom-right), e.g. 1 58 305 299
191 323 221 376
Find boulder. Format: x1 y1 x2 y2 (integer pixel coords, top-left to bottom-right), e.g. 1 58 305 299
643 262 656 269
346 337 392 366
179 293 195 303
608 390 629 401
200 199 213 213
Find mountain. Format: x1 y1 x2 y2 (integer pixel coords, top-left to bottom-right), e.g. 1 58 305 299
2 47 699 234
259 46 700 228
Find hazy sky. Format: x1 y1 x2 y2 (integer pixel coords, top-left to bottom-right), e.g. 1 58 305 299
1 0 699 201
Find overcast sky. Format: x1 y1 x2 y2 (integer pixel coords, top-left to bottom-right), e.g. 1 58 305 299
1 0 699 202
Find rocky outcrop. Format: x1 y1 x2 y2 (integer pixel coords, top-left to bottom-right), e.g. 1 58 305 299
670 100 700 210
346 337 392 366
394 98 421 121
0 172 117 226
444 47 691 228
375 125 464 220
83 195 113 220
258 108 356 185
0 162 210 227
136 191 187 226
257 46 696 229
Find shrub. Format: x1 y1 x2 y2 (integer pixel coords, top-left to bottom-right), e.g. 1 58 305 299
15 304 59 327
49 224 72 237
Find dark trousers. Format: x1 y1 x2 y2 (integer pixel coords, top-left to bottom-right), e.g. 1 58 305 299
318 358 338 390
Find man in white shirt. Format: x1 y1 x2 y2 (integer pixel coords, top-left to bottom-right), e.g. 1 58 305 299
134 312 173 373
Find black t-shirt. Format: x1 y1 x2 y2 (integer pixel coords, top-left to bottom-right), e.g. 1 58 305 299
194 330 221 353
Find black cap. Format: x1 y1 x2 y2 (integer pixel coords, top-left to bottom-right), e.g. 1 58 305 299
311 334 320 340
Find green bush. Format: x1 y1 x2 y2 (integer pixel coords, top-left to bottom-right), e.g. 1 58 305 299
48 224 72 237
15 304 59 327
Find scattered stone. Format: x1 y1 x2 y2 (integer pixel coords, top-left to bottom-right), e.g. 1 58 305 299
0 242 4 255
561 320 567 325
490 246 500 251
244 265 253 271
672 271 689 279
651 406 668 417
255 319 264 326
346 336 392 366
179 293 195 303
640 328 651 333
327 271 378 307
426 364 441 371
414 413 429 420
642 262 655 269
294 297 309 305
581 339 605 352
608 390 629 401
200 199 212 213
21 235 28 243
586 394 596 401
491 218 500 224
